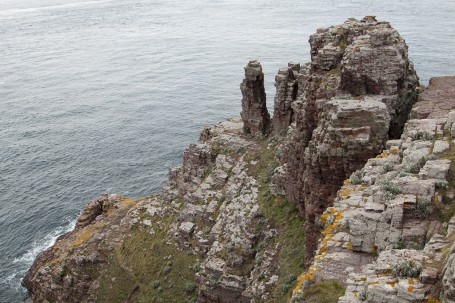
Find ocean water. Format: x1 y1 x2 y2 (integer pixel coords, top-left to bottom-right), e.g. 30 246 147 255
0 0 454 301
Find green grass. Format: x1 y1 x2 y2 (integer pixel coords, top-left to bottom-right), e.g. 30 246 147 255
433 137 455 223
97 226 198 303
246 139 306 302
301 280 345 303
96 137 306 303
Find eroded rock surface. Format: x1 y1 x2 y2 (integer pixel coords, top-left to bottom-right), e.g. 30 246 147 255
23 118 306 303
411 77 455 119
271 16 419 262
24 16 455 303
240 60 270 136
291 77 455 303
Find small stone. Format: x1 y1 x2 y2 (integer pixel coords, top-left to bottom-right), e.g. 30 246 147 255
179 222 195 236
420 267 438 284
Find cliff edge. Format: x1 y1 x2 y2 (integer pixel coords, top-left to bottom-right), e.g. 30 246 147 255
23 17 455 303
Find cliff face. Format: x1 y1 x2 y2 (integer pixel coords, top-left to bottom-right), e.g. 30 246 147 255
240 60 271 136
291 76 455 303
271 16 419 262
23 17 455 303
23 117 307 303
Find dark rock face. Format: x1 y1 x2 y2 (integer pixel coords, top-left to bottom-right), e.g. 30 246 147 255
271 16 419 263
272 62 300 136
411 76 455 119
240 60 270 136
75 194 107 229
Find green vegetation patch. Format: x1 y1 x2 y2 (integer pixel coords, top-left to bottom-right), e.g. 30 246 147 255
246 138 306 302
300 280 345 303
433 137 455 223
97 227 198 303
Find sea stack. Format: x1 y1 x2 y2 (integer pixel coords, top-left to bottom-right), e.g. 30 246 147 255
240 60 270 136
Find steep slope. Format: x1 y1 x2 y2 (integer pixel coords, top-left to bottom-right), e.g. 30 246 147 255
271 16 419 262
26 17 455 303
291 76 455 303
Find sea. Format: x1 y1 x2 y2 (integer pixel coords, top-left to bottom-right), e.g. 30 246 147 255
0 0 454 301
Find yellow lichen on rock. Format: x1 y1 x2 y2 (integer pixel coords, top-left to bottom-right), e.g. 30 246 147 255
425 295 441 303
72 228 94 247
390 146 399 155
375 150 390 158
292 273 304 294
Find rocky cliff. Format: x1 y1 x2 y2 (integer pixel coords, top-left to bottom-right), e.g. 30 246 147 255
23 17 455 303
271 16 419 263
291 76 455 303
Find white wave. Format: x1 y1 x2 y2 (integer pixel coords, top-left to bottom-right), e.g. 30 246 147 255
1 270 23 292
13 218 76 265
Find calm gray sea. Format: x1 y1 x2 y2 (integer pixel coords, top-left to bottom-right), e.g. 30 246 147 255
0 0 454 301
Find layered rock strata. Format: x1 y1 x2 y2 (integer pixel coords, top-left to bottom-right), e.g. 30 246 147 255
24 17 455 303
23 118 306 303
291 76 455 303
240 60 270 136
271 16 419 262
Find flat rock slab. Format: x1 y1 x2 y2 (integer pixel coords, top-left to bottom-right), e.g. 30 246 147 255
433 140 450 154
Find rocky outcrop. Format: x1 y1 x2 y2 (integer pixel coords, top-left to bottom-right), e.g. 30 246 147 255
271 16 419 262
291 76 455 303
23 117 305 303
22 194 136 303
272 62 300 136
411 76 455 119
240 60 271 136
25 17 455 303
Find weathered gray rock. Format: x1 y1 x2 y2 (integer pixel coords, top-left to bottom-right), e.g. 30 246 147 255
442 249 455 303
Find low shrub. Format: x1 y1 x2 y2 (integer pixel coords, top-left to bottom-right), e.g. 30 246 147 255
392 261 422 278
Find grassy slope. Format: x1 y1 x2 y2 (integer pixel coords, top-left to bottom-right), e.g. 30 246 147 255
245 138 306 301
95 136 306 302
432 133 455 224
96 220 199 303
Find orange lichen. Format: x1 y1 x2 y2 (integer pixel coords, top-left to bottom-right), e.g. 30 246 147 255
424 295 441 303
390 147 399 155
408 286 415 292
368 281 380 285
386 280 397 287
375 150 390 159
346 240 353 250
408 278 414 285
321 213 330 224
72 228 93 247
334 213 343 221
292 273 304 294
339 186 354 199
